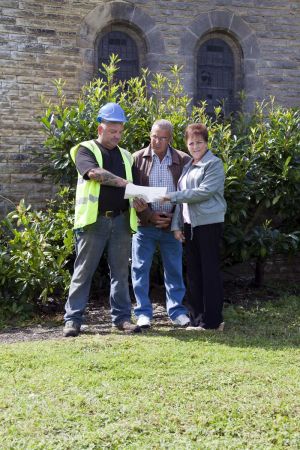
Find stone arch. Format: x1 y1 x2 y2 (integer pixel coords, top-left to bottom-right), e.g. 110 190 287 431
180 10 263 112
77 1 165 86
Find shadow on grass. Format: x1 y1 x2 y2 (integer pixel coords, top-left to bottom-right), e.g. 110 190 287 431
133 296 300 350
78 294 300 350
139 325 300 350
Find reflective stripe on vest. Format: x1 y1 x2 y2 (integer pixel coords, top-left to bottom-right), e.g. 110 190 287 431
70 140 137 232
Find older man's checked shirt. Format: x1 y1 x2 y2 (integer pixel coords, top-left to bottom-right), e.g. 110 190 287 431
149 147 176 214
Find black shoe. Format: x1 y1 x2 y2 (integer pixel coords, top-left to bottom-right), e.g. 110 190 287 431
113 321 141 334
63 320 81 337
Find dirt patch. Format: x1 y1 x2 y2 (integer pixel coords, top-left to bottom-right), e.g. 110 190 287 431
0 302 170 345
0 281 289 344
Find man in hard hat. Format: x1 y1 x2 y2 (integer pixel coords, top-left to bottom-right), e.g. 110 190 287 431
131 119 191 329
63 102 140 337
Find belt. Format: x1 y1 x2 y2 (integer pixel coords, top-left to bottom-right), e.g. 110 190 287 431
99 209 128 218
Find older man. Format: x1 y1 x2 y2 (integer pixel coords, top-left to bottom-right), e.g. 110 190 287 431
132 119 191 328
64 103 140 337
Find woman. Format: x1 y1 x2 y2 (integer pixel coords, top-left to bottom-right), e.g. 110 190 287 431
161 123 226 330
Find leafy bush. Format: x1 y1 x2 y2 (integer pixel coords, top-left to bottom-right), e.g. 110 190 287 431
39 59 300 283
1 56 300 318
0 189 74 319
39 55 197 185
220 100 300 280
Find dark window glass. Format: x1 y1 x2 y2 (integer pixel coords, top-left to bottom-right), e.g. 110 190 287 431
197 38 235 115
98 31 139 82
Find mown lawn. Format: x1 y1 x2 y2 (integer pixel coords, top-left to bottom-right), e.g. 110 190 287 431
0 295 299 449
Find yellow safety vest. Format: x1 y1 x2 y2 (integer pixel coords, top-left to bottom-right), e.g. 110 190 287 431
70 140 137 231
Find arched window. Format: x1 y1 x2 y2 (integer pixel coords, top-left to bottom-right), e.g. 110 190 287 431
196 37 240 116
98 30 139 82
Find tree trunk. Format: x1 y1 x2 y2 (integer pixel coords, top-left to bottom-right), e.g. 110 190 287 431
254 258 265 287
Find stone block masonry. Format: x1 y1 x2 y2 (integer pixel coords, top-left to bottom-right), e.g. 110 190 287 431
1 0 300 214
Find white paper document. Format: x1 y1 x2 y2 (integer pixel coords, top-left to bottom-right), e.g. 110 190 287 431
124 183 167 203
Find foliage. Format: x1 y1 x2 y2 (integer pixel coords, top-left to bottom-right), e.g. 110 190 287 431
1 56 300 317
0 295 299 448
39 55 193 185
220 100 300 272
39 56 300 273
0 189 74 319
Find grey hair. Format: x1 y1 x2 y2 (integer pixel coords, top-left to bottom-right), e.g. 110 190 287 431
151 119 173 137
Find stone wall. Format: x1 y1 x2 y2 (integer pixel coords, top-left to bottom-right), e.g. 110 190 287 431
1 0 300 214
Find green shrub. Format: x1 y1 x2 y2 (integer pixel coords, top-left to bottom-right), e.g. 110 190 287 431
39 56 195 185
1 56 300 318
220 100 300 279
0 189 74 319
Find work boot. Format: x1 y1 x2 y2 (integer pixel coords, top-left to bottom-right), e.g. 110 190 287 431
113 321 141 334
63 320 81 337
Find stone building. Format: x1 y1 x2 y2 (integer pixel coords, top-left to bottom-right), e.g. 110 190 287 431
1 0 300 214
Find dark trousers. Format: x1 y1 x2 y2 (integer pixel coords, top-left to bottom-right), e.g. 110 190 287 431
184 222 224 329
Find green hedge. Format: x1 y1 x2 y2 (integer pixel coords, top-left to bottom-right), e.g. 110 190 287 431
0 190 74 319
1 56 299 317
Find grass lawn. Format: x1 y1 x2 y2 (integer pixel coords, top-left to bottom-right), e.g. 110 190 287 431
0 295 299 449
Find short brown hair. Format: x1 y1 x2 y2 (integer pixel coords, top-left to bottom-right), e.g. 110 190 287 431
185 123 208 143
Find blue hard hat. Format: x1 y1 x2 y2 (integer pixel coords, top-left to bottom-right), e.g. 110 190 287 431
97 102 127 123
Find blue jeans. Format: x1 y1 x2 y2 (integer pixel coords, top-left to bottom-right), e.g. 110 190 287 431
64 212 132 326
131 226 187 320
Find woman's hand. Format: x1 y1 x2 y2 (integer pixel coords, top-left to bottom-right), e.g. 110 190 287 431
159 196 171 203
174 230 185 243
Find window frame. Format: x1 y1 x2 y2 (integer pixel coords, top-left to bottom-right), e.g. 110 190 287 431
195 32 244 115
95 24 147 81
